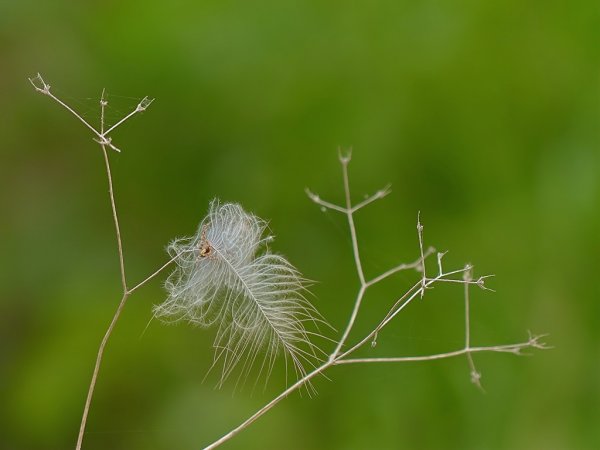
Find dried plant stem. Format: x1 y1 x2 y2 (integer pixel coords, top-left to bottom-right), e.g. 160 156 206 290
76 145 128 450
336 341 545 365
128 252 182 294
316 150 394 358
76 292 129 449
204 361 334 450
29 75 172 450
101 147 127 291
204 152 549 449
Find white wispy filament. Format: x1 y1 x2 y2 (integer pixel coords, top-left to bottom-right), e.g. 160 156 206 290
155 200 326 385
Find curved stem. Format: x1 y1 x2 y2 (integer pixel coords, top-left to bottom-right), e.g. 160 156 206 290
29 79 160 450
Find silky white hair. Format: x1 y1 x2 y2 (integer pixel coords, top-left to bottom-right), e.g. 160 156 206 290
154 200 327 386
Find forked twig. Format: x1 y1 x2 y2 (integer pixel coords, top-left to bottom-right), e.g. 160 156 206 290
29 75 175 450
203 152 548 449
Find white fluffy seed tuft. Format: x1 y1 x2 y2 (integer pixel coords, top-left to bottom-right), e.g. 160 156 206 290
154 200 328 386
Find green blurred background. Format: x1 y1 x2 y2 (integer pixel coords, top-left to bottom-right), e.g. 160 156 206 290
1 1 598 449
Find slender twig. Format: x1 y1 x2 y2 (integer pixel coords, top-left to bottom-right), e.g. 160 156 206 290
417 211 426 298
76 292 129 449
101 146 127 292
128 251 185 294
204 361 335 450
334 339 550 365
205 154 548 449
76 94 134 450
29 75 159 450
304 188 347 213
340 150 365 285
366 246 435 287
103 96 154 136
29 74 103 141
463 266 483 390
330 150 367 357
351 183 392 213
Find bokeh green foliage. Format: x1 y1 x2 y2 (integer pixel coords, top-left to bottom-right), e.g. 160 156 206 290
0 0 598 449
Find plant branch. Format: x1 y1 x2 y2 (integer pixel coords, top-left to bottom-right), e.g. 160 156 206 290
329 150 386 357
339 150 365 286
101 146 128 292
334 335 550 365
203 360 334 450
463 266 483 390
103 96 154 136
29 74 103 141
351 183 392 212
304 188 347 213
127 252 183 294
29 75 159 450
203 151 550 449
366 246 435 287
76 292 129 450
417 211 427 298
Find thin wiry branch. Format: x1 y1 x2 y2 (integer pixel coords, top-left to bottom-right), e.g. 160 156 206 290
351 183 392 213
463 266 483 390
205 153 549 449
334 335 552 365
366 246 436 287
417 211 427 298
29 75 162 450
28 73 154 153
29 74 105 143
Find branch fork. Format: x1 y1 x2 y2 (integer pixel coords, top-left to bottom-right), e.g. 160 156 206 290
29 73 153 154
205 151 548 448
29 74 169 450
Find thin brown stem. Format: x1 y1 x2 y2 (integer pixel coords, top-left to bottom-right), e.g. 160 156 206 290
417 212 426 298
340 151 365 286
334 340 544 365
29 76 158 449
331 285 366 357
100 89 107 134
366 246 435 287
76 292 129 450
76 146 130 449
304 188 348 213
330 151 366 357
463 266 483 389
128 252 183 294
351 183 391 212
203 361 334 450
28 74 102 140
103 96 154 136
101 146 128 292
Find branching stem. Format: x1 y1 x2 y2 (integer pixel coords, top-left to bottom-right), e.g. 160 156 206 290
202 153 547 449
29 75 170 450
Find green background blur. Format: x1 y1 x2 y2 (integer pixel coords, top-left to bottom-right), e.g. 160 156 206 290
1 1 598 449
